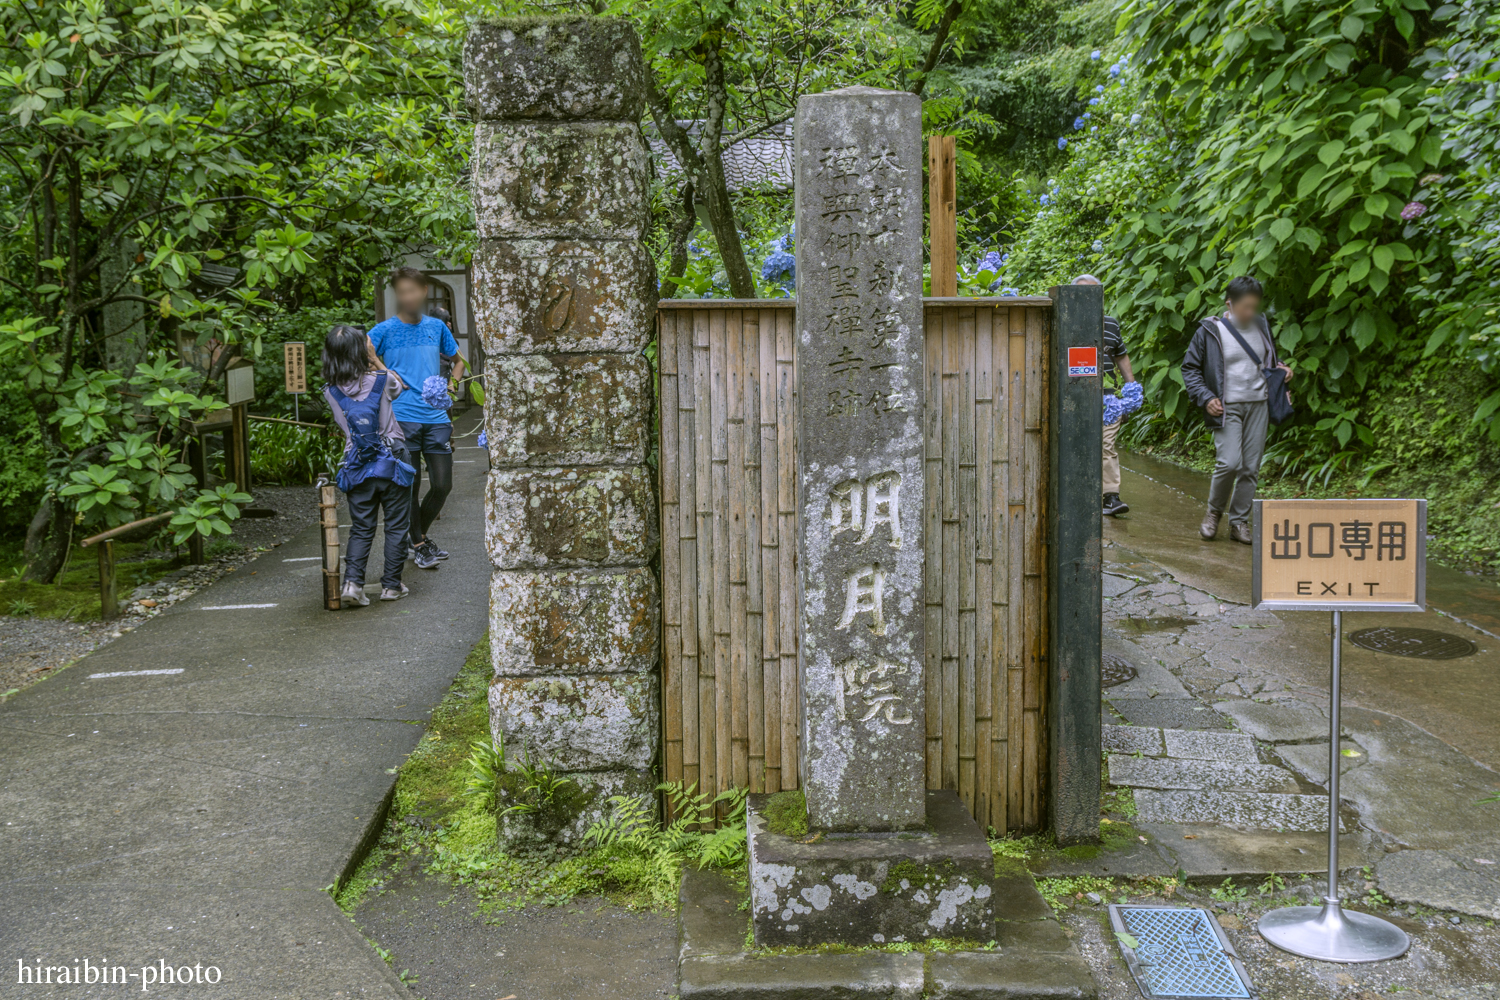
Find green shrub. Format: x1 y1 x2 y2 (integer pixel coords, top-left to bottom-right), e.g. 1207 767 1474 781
249 420 344 485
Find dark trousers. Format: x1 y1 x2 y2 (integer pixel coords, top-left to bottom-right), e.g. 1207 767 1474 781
345 476 411 589
399 421 453 545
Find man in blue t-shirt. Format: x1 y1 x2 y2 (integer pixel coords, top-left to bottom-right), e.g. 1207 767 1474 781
368 267 467 570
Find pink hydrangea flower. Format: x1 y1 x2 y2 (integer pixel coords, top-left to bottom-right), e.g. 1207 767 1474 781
1400 201 1427 220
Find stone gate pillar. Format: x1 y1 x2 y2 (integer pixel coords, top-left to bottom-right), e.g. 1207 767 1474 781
466 17 660 845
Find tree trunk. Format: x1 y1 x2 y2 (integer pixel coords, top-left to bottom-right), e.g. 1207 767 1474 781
699 36 757 299
22 495 70 584
662 178 696 298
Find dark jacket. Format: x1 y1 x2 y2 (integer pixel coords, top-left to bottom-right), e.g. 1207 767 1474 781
1180 313 1281 429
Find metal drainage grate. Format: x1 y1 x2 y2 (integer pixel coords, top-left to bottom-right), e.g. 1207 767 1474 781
1349 627 1477 660
1103 653 1138 687
1109 905 1253 999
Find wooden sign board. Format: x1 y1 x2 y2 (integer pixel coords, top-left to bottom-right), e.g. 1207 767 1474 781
283 341 307 394
225 364 255 406
1252 498 1425 612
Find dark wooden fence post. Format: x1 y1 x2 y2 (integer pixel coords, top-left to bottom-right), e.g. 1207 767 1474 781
98 539 118 620
1046 282 1103 845
186 434 206 564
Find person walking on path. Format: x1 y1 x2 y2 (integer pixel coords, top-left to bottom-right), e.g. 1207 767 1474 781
1181 276 1295 544
323 325 416 605
1072 274 1135 517
370 268 467 570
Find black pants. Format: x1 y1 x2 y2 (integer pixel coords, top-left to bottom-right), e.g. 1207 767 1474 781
345 476 411 590
399 421 454 546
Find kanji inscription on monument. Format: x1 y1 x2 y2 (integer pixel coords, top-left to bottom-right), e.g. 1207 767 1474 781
795 86 925 831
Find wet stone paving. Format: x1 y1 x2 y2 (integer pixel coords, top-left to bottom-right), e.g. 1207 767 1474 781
1077 539 1500 997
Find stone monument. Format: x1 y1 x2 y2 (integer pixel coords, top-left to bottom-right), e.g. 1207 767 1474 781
746 87 994 948
466 16 660 846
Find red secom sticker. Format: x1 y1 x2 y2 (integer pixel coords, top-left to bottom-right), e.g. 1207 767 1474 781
1068 346 1098 377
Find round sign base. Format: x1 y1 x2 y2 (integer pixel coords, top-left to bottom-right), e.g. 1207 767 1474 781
1258 899 1409 963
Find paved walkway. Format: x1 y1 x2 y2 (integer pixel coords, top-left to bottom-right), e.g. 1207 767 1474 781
1061 453 1500 919
0 414 488 998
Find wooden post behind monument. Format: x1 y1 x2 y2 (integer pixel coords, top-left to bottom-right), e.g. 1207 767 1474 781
928 135 957 297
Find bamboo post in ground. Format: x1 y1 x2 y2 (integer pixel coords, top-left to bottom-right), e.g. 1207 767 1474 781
928 135 958 297
98 539 117 620
318 478 341 610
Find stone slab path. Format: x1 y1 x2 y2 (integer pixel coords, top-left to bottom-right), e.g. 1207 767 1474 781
1081 455 1500 915
0 416 489 998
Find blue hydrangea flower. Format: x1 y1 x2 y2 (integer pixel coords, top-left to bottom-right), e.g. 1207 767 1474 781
1088 97 1101 106
1091 239 1104 252
1057 137 1068 150
421 375 453 411
761 247 796 284
1109 64 1122 77
1119 381 1145 414
1040 194 1051 206
477 430 487 449
1090 49 1101 60
1000 287 1020 297
1090 126 1097 133
1130 113 1142 125
1073 116 1085 130
1103 395 1125 424
1095 84 1105 93
976 250 1004 272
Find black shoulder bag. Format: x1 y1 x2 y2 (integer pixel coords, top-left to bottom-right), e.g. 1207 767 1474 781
1217 317 1294 425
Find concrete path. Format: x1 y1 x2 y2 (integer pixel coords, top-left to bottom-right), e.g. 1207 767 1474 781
0 414 488 998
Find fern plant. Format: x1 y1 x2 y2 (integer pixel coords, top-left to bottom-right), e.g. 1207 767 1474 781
584 781 750 871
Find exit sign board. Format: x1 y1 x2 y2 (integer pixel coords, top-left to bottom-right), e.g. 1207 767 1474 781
1252 498 1425 612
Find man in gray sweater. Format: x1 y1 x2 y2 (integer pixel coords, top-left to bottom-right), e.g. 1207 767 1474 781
1180 276 1295 544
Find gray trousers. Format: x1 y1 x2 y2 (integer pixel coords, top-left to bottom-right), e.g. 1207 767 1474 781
1208 400 1268 525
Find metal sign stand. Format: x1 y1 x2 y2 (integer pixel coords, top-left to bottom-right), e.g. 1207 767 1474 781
1257 609 1409 962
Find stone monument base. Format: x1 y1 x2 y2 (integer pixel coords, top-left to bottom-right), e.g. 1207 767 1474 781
748 790 999 948
683 867 1097 999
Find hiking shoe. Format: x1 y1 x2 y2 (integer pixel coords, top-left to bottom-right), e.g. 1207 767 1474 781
1229 521 1254 545
341 580 369 607
412 541 441 570
380 583 409 601
1102 492 1130 517
1200 507 1222 540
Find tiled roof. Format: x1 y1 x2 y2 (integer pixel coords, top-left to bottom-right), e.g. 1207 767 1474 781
646 120 793 193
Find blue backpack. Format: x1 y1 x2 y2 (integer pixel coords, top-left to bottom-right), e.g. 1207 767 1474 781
328 372 416 493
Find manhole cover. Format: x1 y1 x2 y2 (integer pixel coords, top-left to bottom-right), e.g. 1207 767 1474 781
1102 653 1138 686
1349 627 1477 660
1109 905 1252 998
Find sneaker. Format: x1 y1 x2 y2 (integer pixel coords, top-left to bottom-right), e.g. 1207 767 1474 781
412 542 441 570
1229 521 1254 545
423 537 449 561
341 580 369 607
380 583 409 601
1102 492 1130 517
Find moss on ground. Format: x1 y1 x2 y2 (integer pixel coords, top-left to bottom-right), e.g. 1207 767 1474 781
0 539 191 621
760 789 808 837
391 634 492 825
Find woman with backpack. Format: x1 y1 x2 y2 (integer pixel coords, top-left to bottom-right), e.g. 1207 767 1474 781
1180 276 1296 544
322 325 417 606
